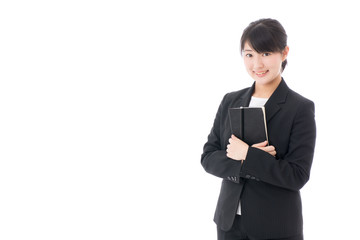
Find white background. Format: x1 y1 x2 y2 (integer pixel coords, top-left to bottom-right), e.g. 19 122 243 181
1 0 359 239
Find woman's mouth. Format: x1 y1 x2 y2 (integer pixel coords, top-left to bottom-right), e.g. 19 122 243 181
254 70 269 77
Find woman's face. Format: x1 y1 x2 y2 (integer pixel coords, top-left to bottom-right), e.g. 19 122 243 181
243 41 288 86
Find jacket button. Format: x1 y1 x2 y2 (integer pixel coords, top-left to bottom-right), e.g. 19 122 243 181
245 175 251 179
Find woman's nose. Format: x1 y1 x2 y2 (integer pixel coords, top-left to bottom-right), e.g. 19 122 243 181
253 56 264 69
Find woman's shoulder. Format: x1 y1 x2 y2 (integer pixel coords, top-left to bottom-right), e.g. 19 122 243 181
223 87 251 102
285 88 315 116
287 88 314 106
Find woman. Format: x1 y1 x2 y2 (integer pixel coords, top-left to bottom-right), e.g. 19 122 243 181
201 19 316 240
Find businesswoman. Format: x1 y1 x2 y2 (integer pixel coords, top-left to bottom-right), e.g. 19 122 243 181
201 19 316 240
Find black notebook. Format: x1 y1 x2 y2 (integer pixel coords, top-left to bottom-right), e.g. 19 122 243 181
228 107 269 146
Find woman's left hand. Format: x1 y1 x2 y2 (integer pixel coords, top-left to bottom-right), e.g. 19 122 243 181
226 135 249 161
252 141 277 157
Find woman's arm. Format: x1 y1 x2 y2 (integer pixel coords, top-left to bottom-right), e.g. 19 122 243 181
201 94 243 181
240 100 316 191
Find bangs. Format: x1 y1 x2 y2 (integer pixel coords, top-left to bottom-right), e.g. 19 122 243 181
241 23 285 53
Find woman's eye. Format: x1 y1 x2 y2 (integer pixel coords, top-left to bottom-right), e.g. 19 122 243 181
263 53 271 56
245 54 253 57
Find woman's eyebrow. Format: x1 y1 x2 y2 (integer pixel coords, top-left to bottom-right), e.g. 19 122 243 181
243 49 253 52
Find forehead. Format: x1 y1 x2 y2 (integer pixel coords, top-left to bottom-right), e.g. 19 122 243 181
242 41 281 54
243 42 255 51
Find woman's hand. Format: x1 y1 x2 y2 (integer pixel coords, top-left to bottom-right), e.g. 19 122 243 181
226 135 249 161
252 141 277 157
226 135 277 161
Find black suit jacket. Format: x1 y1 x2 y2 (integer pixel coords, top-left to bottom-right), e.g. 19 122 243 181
201 79 316 239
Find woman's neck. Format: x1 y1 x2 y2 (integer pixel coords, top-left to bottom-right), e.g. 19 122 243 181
252 75 282 98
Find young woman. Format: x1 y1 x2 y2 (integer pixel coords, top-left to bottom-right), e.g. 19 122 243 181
201 19 316 240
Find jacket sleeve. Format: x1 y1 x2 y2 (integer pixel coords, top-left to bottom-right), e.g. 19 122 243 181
201 94 243 182
240 100 316 191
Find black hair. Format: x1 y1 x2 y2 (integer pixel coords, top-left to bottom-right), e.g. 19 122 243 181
240 18 288 72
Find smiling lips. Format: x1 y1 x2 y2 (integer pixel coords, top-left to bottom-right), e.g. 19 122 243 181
254 70 269 77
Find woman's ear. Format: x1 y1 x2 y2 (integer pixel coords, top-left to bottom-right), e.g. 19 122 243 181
282 46 289 61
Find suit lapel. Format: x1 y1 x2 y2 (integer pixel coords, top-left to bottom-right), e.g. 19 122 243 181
243 82 255 107
264 79 289 122
233 82 255 108
225 83 255 143
232 79 289 122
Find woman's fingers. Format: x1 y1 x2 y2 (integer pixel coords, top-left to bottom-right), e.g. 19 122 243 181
253 144 277 157
252 140 268 148
268 150 277 156
262 145 275 152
